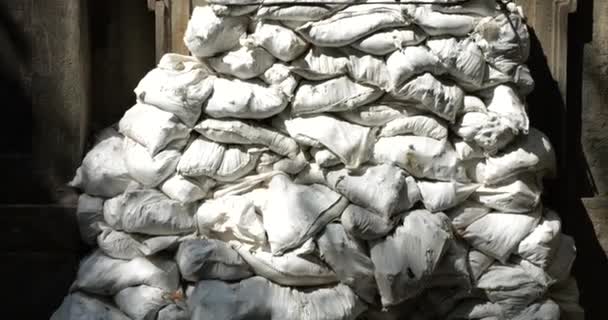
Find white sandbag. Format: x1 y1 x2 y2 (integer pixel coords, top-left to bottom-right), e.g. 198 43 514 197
476 262 546 318
310 148 342 168
210 3 259 17
371 210 452 307
69 128 132 198
291 47 350 80
418 180 480 212
284 114 376 168
118 103 190 156
212 171 281 199
51 292 130 320
256 4 339 21
292 76 383 116
177 135 263 182
513 299 560 320
251 20 309 62
516 209 562 268
468 249 495 282
548 277 585 320
259 62 299 98
157 304 190 320
386 46 445 90
204 77 289 119
390 73 464 122
160 174 216 203
76 194 105 245
429 0 497 16
257 151 309 174
486 85 530 134
235 242 338 286
337 100 421 127
447 200 492 232
184 6 247 58
472 13 530 75
453 138 485 161
263 174 349 255
316 224 377 304
196 194 267 248
297 4 408 47
134 53 214 127
176 239 253 282
189 276 366 320
123 137 182 188
195 118 299 158
426 239 470 289
351 27 427 55
97 226 179 260
546 234 577 283
342 47 391 89
472 174 542 213
445 299 504 320
341 204 397 240
458 206 541 263
71 250 179 295
374 135 468 182
325 164 420 217
452 111 516 155
104 188 196 236
114 285 182 320
403 6 478 37
481 128 556 184
426 37 486 89
208 39 275 79
379 115 448 140
462 95 488 114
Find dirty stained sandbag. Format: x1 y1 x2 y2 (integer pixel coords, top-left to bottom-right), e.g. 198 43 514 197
478 127 556 185
374 135 469 182
69 127 132 198
379 114 448 140
259 62 300 98
204 77 289 119
123 137 183 188
160 174 216 203
234 241 338 286
292 76 383 116
296 4 408 47
208 39 275 80
471 173 542 213
251 20 309 62
184 6 248 58
284 114 377 169
104 188 196 236
351 26 427 56
290 47 348 80
403 5 478 37
417 180 480 213
51 292 131 320
324 164 421 217
390 73 464 122
97 226 180 260
118 103 191 156
426 37 487 89
457 206 541 263
263 174 349 255
195 118 299 159
452 111 517 155
196 194 266 248
189 276 367 320
386 46 445 91
114 285 184 320
176 239 253 282
337 100 422 127
341 204 398 240
71 250 179 295
371 209 452 307
76 194 105 245
316 224 377 304
134 53 214 127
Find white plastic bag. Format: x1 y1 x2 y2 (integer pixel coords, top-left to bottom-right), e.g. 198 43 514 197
251 20 309 62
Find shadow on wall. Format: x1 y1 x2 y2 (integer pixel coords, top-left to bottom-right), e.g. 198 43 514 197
527 0 608 318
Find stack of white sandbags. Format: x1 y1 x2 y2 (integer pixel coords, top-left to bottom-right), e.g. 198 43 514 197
54 1 584 319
